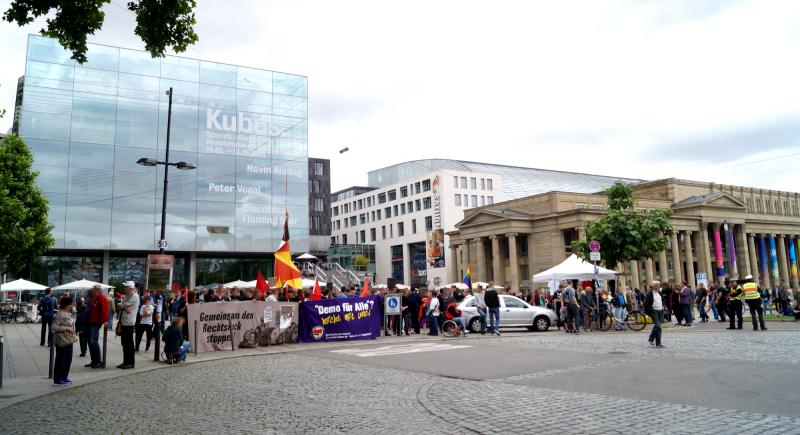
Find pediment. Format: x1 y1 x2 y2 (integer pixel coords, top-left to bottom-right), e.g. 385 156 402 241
672 192 746 210
455 208 533 228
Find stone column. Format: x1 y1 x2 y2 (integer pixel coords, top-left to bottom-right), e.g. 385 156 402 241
490 235 502 284
102 250 110 284
760 234 772 290
723 223 739 280
684 230 696 288
736 225 751 278
747 233 759 283
698 223 713 282
449 244 459 282
670 231 682 284
616 262 627 290
644 258 655 284
507 233 519 291
777 234 790 285
526 233 536 276
577 226 587 242
658 250 669 283
189 252 197 290
461 239 470 278
630 260 641 288
474 237 486 282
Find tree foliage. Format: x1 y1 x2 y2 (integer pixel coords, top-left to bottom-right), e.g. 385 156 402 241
0 134 55 276
573 182 672 270
3 0 198 63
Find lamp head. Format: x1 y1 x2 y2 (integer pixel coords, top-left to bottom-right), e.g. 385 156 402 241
176 161 196 170
136 158 158 167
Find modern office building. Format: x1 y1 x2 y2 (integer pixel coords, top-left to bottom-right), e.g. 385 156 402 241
12 35 309 289
330 159 635 288
307 157 331 255
448 178 800 292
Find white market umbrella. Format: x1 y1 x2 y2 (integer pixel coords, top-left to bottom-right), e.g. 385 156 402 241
372 284 388 289
439 282 468 290
1 278 48 291
297 253 317 260
53 279 113 290
223 279 255 289
532 254 618 282
471 281 490 289
395 284 410 290
302 278 325 288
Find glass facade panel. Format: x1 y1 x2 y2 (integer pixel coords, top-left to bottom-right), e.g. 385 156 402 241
18 35 308 253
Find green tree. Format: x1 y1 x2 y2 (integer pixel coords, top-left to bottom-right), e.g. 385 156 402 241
573 182 672 271
0 134 55 276
3 0 198 63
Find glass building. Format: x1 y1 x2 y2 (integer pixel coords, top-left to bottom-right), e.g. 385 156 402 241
13 35 309 288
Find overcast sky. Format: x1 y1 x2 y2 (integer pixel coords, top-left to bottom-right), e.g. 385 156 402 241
1 0 798 192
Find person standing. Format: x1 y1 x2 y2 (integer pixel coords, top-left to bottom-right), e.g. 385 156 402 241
106 289 116 332
407 288 422 334
761 286 772 315
715 281 728 322
562 281 579 334
485 283 501 336
84 287 108 368
52 296 76 385
117 282 139 369
696 283 709 323
580 287 595 332
661 284 673 323
135 296 154 352
727 280 744 330
742 275 766 331
473 285 487 335
426 290 440 336
680 282 693 326
645 281 665 348
38 288 56 346
75 297 88 357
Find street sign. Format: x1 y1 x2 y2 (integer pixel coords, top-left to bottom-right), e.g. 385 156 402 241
589 252 601 262
696 272 708 287
157 239 168 249
589 240 601 252
384 294 401 315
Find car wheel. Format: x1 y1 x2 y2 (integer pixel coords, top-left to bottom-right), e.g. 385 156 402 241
469 317 482 333
533 316 550 332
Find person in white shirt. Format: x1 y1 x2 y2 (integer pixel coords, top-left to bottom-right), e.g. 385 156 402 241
135 296 154 352
426 290 441 336
473 285 487 335
646 280 665 348
266 289 278 303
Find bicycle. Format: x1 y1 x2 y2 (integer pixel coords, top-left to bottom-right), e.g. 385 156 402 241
598 307 647 331
441 319 466 337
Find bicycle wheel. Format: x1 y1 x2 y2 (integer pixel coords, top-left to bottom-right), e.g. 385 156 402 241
598 312 612 331
14 311 28 323
441 320 457 337
626 311 647 331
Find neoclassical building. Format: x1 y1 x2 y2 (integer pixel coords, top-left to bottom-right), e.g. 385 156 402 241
447 178 800 291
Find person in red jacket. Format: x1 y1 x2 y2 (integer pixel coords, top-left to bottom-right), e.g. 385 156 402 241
84 286 109 369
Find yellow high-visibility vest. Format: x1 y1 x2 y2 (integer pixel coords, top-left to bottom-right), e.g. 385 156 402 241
743 282 760 300
728 285 743 301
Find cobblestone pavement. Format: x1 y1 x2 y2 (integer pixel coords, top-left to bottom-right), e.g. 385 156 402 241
1 331 799 434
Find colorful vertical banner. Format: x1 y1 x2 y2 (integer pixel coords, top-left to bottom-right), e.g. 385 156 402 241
759 235 769 280
724 224 737 277
788 237 798 282
713 225 725 277
769 235 779 280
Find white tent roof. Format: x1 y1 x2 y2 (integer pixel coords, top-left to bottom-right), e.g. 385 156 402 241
297 253 317 260
223 280 255 289
1 278 48 291
532 254 619 282
53 279 113 290
302 278 324 288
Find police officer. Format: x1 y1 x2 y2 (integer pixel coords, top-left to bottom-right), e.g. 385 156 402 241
742 275 766 331
726 279 743 330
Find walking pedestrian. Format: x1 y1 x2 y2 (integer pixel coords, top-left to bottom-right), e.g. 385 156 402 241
742 275 766 331
645 281 665 348
727 280 744 330
52 296 77 385
485 282 501 336
563 281 579 334
117 281 139 369
696 283 709 323
612 288 626 330
473 285 487 335
38 288 56 346
426 290 440 336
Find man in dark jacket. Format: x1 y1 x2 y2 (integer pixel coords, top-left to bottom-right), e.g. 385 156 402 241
164 317 189 363
485 282 501 336
406 288 421 334
38 288 56 346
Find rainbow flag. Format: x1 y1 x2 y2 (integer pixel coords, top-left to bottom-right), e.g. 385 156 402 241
274 211 302 289
463 265 472 289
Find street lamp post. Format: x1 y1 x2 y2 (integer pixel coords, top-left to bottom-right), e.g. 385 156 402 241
136 87 196 361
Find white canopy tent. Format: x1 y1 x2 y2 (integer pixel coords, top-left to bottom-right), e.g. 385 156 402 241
532 254 619 282
223 280 255 289
439 282 468 290
53 279 113 290
297 253 317 260
1 278 48 292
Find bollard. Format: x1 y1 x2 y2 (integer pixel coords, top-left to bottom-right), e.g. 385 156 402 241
228 318 235 351
0 335 4 389
193 320 198 355
48 331 55 379
153 298 162 362
102 325 108 368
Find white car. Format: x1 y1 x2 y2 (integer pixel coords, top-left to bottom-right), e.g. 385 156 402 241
457 294 558 332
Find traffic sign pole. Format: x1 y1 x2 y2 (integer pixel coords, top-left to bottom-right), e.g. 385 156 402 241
589 241 601 330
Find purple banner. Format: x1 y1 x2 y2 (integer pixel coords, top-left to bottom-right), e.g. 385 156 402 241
299 295 381 343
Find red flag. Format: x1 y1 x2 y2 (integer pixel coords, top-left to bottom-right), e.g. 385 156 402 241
311 278 322 301
182 286 188 301
256 271 269 298
360 277 370 297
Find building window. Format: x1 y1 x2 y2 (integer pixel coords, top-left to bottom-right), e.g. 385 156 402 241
370 228 376 241
314 180 321 193
378 193 386 204
423 197 432 209
371 211 376 221
414 182 421 194
415 199 421 211
314 198 325 212
331 236 336 246
359 213 366 224
342 234 348 244
360 230 366 243
453 176 459 188
422 179 431 191
377 209 382 220
388 189 397 201
487 179 493 190
407 201 413 212
393 205 399 216
401 203 406 214
367 197 372 207
480 196 485 206
390 224 393 238
308 180 313 193
398 222 405 237
412 219 417 234
471 195 477 207
460 177 467 189
350 216 356 226
487 196 494 205
425 216 433 231
382 226 386 239
332 206 339 216
470 177 477 189
481 178 485 190
463 194 468 206
344 219 348 228
314 162 324 175
454 194 461 206
385 207 392 218
357 199 363 209
400 186 408 198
